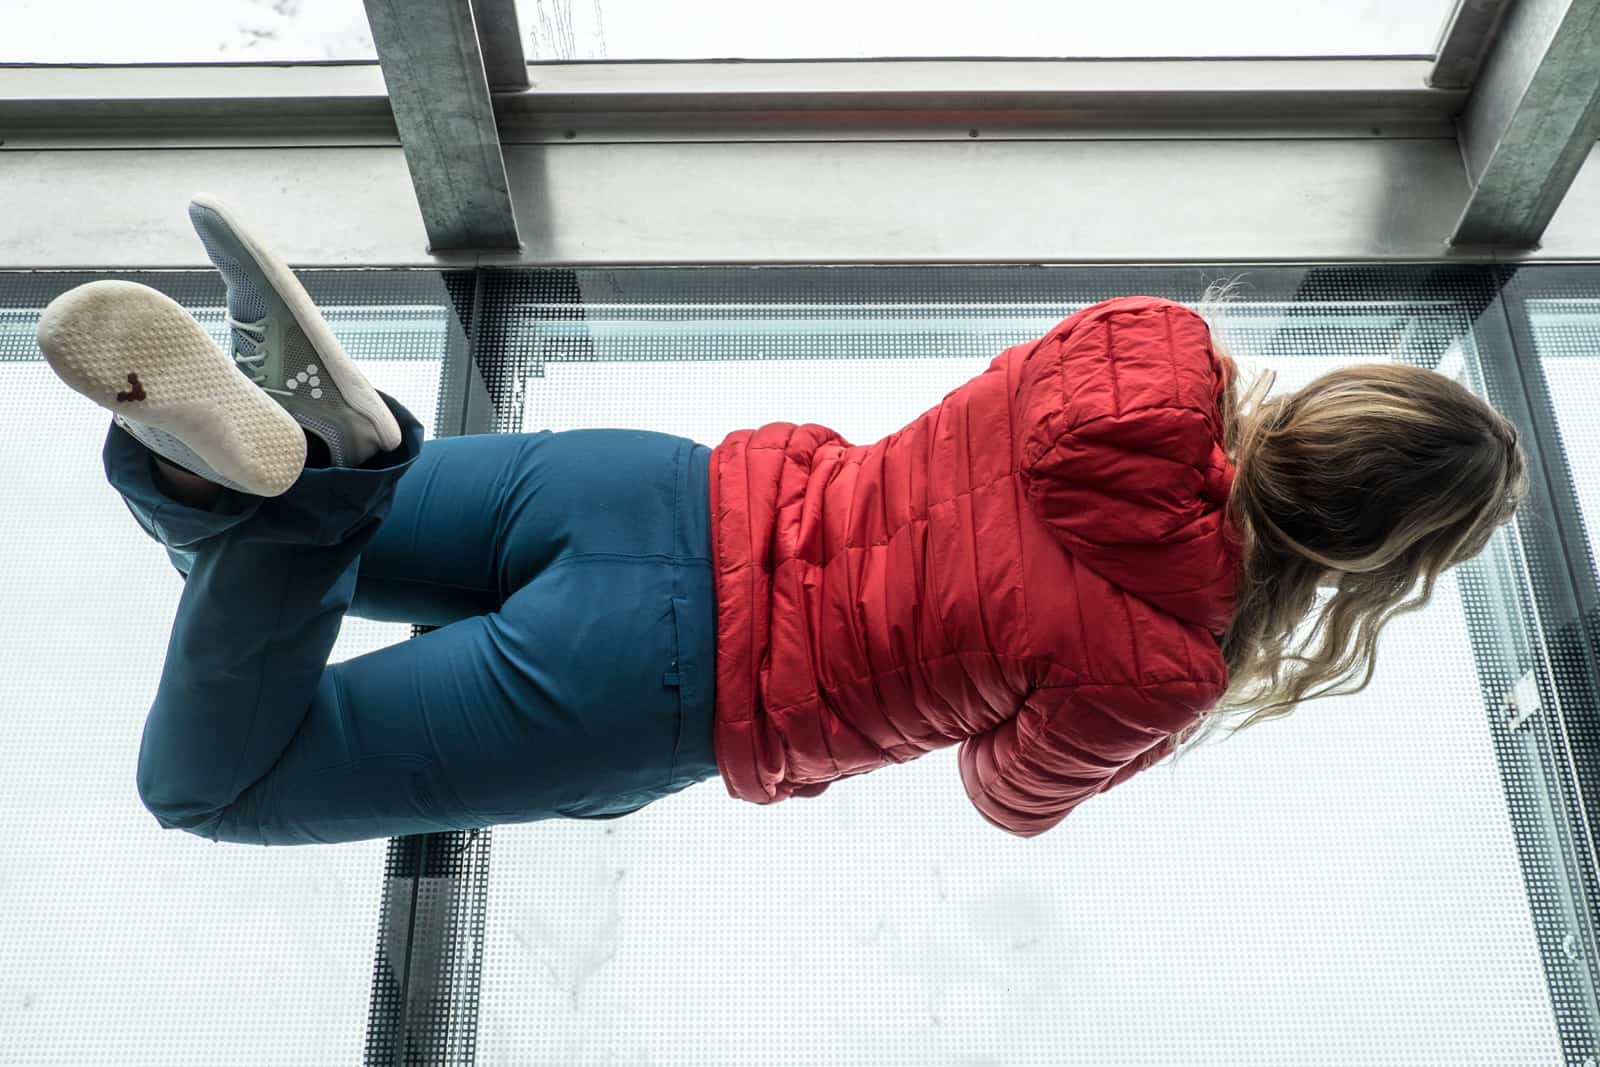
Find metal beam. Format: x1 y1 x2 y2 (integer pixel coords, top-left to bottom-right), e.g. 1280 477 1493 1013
6 60 1600 266
1450 0 1600 247
1429 0 1518 89
495 57 1462 142
362 0 521 252
8 138 1600 267
490 138 1483 265
470 0 530 91
0 59 1462 146
0 64 396 146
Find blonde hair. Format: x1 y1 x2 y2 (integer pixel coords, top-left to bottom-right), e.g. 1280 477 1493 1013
1168 278 1532 761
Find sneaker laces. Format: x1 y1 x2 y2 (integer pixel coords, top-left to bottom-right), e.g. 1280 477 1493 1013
226 314 270 385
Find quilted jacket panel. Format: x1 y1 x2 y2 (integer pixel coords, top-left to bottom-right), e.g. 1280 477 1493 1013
705 296 1242 836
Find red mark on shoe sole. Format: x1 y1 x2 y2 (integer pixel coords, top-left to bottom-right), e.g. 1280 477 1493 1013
116 372 147 403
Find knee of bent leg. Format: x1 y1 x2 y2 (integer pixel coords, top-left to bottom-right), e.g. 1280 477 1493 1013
135 752 225 840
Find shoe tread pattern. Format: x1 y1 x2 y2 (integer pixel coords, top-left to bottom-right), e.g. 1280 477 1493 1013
39 280 306 497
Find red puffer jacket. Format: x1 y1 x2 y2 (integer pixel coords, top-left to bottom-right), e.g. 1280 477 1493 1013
706 295 1241 837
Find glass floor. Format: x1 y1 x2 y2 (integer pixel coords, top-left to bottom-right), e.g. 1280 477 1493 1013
2 265 1596 1065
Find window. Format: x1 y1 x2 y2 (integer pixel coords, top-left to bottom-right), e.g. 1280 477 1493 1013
473 265 1571 1065
4 264 1590 1063
2 0 376 63
0 271 455 1062
3 0 1461 65
510 0 1459 61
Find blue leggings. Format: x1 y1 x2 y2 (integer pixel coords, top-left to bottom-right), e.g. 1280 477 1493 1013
106 390 722 846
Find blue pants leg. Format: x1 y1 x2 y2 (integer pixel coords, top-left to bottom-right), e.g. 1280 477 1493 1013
107 390 720 846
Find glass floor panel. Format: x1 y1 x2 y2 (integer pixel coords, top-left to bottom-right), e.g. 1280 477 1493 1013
474 268 1569 1065
5 265 1593 1064
0 273 455 1066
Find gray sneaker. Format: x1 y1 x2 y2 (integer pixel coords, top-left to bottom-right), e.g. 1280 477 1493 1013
187 192 402 468
38 280 308 498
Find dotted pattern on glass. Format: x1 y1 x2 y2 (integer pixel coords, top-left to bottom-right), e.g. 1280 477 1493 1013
7 265 1592 1064
0 270 451 1066
1499 267 1600 1064
469 265 1580 1066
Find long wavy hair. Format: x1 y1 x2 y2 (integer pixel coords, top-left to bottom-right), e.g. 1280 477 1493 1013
1167 279 1532 761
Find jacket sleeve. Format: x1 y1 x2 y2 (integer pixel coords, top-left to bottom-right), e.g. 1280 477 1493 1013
958 677 1216 838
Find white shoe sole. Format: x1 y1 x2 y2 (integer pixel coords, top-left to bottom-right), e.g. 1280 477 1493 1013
190 192 403 455
38 280 308 498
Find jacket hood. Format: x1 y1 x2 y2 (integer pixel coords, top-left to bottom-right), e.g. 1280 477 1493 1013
1015 296 1242 635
